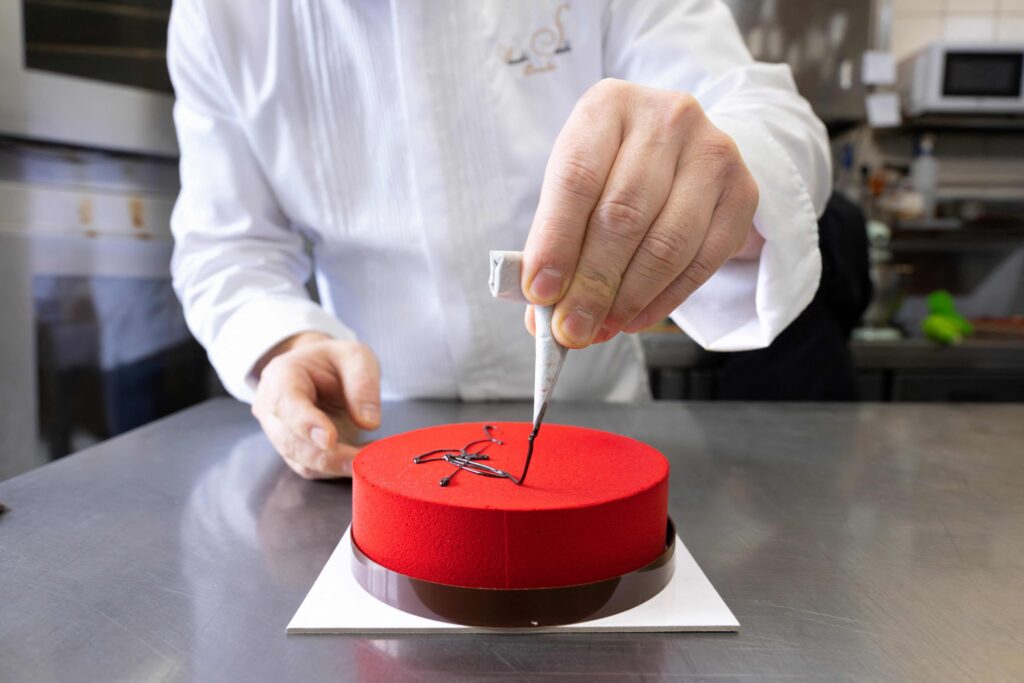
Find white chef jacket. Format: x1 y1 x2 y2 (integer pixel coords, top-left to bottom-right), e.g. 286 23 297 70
168 0 831 403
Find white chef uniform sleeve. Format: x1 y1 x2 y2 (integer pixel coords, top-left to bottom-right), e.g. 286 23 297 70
167 0 356 401
603 0 832 350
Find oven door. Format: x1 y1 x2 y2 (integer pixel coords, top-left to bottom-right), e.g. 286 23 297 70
0 0 177 155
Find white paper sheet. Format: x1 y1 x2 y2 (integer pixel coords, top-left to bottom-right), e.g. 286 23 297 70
866 92 903 128
862 51 897 86
287 527 739 634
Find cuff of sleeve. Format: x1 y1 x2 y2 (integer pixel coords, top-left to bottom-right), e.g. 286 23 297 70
669 115 822 351
209 296 357 402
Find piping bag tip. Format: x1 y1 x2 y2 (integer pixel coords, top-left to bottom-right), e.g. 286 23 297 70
532 402 548 433
533 305 568 428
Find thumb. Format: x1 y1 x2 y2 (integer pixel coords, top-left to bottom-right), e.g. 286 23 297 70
335 343 382 430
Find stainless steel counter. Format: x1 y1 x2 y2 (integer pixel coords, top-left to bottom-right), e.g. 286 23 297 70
2 399 1022 681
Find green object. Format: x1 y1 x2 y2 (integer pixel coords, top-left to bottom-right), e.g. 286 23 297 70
922 315 963 345
922 290 973 345
927 290 957 315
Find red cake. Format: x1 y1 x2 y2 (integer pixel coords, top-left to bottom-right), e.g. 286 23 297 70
352 422 670 590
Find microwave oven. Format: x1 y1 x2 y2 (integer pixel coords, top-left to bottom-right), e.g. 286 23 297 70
899 42 1024 116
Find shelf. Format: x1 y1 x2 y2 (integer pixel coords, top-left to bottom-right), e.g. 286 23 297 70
887 115 1024 132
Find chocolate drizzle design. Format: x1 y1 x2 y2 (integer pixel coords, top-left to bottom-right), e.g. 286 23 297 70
412 424 540 487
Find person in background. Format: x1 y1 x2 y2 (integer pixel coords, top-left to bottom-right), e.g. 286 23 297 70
711 193 872 401
168 0 831 478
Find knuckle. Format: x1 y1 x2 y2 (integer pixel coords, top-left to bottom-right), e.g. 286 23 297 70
591 197 649 240
679 257 715 295
534 216 581 250
736 172 760 208
573 267 618 306
279 430 303 460
550 154 605 203
661 92 700 130
697 130 741 169
271 392 292 418
335 339 362 360
607 291 647 328
274 391 309 425
585 77 625 102
637 230 686 275
308 451 332 476
676 271 704 300
345 346 381 383
270 394 287 420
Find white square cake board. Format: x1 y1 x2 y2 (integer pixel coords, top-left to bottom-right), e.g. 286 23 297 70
287 527 739 634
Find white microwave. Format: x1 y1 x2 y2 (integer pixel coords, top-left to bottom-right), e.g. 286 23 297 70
899 42 1024 116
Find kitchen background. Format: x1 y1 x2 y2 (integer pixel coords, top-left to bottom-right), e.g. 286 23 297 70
2 0 1023 480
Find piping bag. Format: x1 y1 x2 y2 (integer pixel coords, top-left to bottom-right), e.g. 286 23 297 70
489 250 568 436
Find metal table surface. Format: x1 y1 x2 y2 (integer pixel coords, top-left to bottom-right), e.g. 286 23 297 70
2 398 1022 681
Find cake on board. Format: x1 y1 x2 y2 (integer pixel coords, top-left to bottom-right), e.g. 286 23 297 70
351 422 673 627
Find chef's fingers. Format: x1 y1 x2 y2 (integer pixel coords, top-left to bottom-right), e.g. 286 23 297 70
524 305 536 337
602 163 718 335
334 343 382 431
624 171 757 333
255 357 340 452
259 411 357 479
522 79 627 308
551 96 696 348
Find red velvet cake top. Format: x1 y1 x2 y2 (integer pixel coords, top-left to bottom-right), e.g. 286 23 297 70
353 422 670 589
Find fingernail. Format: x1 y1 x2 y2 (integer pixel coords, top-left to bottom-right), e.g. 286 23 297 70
529 267 564 303
560 308 597 346
360 403 380 425
310 427 332 450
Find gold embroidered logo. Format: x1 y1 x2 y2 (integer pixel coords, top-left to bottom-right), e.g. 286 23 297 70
498 4 571 76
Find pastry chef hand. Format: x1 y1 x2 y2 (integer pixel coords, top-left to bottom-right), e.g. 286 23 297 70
251 332 381 479
522 79 763 347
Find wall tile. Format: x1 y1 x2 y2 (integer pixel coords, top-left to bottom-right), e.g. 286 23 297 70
996 13 1024 39
894 16 947 58
946 0 999 12
944 13 997 39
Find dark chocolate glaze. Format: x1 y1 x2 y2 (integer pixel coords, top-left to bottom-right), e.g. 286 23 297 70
412 422 542 487
519 422 540 486
350 518 677 627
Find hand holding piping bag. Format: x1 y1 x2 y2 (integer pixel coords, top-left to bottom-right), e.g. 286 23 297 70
489 251 567 436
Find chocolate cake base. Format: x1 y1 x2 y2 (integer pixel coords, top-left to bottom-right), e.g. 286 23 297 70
350 519 677 628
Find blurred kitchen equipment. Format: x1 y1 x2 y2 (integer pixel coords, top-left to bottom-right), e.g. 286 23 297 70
970 316 1024 340
0 139 210 481
899 42 1024 117
724 0 872 125
862 263 913 332
910 134 939 220
858 220 912 338
0 0 176 155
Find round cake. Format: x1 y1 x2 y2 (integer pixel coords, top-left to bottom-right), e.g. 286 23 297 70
352 422 670 590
